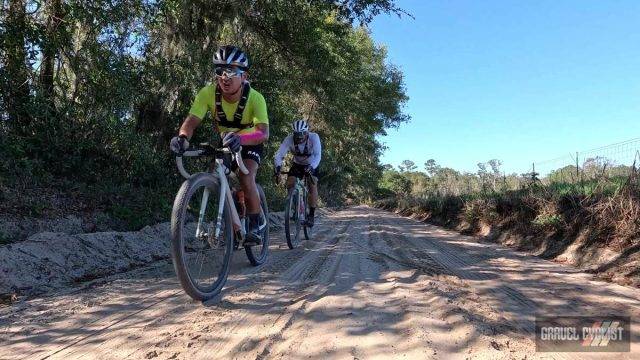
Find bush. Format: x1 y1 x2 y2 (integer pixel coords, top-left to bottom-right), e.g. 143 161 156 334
376 177 640 251
532 214 563 229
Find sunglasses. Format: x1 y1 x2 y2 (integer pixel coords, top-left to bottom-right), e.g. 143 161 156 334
293 131 308 142
215 66 244 78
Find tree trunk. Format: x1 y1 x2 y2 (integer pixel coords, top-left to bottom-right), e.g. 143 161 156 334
39 0 64 110
4 0 31 134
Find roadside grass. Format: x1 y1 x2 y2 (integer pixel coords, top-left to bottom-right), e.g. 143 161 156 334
376 176 640 250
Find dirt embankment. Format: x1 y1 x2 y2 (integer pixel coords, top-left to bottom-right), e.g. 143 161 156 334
375 193 640 288
0 213 285 303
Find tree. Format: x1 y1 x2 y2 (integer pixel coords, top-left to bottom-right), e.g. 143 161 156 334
0 0 410 211
399 159 417 172
488 159 502 176
3 0 31 133
432 167 461 196
38 0 66 110
487 159 503 191
424 159 440 176
403 171 430 197
477 162 489 192
547 165 578 184
582 156 614 180
380 170 411 195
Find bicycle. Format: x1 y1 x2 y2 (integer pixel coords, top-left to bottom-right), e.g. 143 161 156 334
280 170 314 249
171 143 269 301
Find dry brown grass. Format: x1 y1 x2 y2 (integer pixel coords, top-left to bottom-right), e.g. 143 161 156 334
376 178 640 257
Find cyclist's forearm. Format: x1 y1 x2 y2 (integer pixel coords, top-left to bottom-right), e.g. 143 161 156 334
240 124 269 145
310 134 322 169
273 136 290 168
274 156 284 168
239 130 266 145
179 115 202 139
310 155 321 169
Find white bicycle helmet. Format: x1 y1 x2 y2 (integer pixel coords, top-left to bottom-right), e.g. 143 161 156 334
213 45 249 70
292 119 309 133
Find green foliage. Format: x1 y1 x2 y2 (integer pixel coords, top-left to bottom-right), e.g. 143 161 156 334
532 214 563 229
544 176 628 197
0 0 410 225
399 159 416 172
379 169 411 195
378 154 637 203
378 155 640 252
104 185 174 230
424 159 439 176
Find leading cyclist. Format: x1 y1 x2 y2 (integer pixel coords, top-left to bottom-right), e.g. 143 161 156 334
274 119 322 227
170 45 269 245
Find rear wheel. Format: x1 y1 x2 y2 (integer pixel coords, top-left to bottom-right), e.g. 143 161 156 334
244 184 270 266
170 173 233 301
303 179 314 240
303 200 313 240
285 189 301 249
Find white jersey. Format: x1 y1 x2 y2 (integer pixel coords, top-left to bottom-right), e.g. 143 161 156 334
274 132 322 169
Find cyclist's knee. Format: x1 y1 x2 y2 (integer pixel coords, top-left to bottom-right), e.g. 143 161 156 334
239 161 258 182
242 158 259 172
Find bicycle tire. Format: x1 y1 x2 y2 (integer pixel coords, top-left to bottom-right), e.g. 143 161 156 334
170 173 233 301
244 184 270 266
284 189 301 249
303 210 313 240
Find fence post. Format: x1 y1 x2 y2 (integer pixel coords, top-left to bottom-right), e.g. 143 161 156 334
575 152 580 185
632 150 640 183
532 163 535 187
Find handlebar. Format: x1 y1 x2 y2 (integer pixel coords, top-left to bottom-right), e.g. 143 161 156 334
277 170 317 185
176 145 249 179
279 170 313 176
235 150 250 175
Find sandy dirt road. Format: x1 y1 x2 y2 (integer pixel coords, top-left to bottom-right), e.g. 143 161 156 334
1 206 639 359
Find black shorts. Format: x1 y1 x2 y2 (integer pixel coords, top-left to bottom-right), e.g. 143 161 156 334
289 163 319 179
240 144 264 165
228 144 263 172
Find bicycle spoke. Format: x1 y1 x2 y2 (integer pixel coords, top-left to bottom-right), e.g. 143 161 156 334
176 181 230 296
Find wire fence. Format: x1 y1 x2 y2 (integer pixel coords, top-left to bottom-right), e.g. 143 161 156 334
530 138 640 185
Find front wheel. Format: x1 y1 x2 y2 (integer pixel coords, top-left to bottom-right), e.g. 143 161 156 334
170 173 233 301
244 184 270 266
284 189 301 249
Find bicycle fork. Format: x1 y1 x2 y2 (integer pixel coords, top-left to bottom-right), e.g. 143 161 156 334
194 171 242 247
193 185 226 248
298 184 306 223
196 188 211 239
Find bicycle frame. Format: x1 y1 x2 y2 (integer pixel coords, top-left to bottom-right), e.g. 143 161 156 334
293 177 307 222
177 146 255 245
284 173 311 221
214 158 244 236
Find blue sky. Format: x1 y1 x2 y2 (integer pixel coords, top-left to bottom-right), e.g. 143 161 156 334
369 0 640 174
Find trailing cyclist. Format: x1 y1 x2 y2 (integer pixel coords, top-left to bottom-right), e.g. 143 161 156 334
274 119 322 227
170 45 269 245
